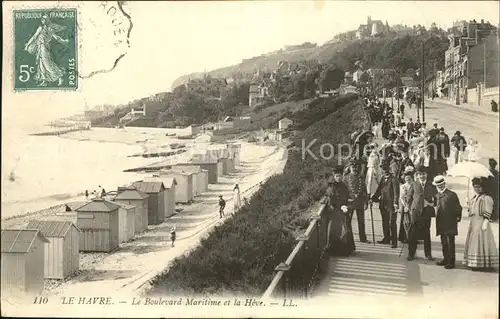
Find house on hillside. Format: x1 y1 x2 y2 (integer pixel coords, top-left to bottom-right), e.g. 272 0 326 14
356 16 390 39
400 76 417 88
278 118 293 131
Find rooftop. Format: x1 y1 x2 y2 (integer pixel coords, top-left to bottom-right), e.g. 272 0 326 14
1 229 50 253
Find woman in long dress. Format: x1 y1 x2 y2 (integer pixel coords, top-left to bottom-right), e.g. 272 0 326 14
24 15 69 86
233 184 242 213
365 145 381 197
398 167 415 243
324 166 355 256
467 139 479 162
463 178 499 271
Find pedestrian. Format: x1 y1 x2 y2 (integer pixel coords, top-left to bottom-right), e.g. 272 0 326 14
463 177 498 271
233 184 241 213
101 187 106 197
491 100 498 113
467 138 479 162
415 166 435 260
323 166 355 256
97 185 103 198
414 119 422 132
450 131 467 164
170 226 176 247
365 144 381 197
429 123 439 136
406 167 424 261
406 118 415 140
397 149 414 184
344 159 370 243
218 195 226 218
370 162 399 248
433 175 463 269
486 158 499 222
85 190 89 200
398 166 415 244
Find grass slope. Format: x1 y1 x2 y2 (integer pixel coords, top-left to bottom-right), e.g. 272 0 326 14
147 95 369 297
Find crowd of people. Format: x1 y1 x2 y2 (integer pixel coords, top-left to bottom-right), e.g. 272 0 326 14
323 94 499 271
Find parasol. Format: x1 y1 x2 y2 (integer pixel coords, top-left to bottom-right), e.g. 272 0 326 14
448 161 492 179
447 161 493 200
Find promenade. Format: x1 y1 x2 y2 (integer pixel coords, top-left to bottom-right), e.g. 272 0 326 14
311 100 499 318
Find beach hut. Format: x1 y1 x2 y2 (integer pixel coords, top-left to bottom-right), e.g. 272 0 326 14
171 165 206 196
26 220 80 280
132 180 166 225
228 143 241 166
159 169 193 204
1 229 50 294
181 159 221 184
114 186 149 233
220 155 234 175
75 198 121 252
115 203 136 243
155 175 177 218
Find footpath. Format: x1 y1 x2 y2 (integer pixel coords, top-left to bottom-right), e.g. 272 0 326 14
311 107 499 319
425 97 499 118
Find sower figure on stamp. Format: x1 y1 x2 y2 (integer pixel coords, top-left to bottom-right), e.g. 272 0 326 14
344 159 370 243
433 175 463 269
24 14 69 87
370 161 399 248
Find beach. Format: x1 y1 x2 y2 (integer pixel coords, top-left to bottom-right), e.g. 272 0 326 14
1 126 288 310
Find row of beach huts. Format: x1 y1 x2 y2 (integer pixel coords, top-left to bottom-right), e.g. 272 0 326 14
1 143 241 295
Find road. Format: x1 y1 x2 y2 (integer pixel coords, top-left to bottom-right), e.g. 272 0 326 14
403 99 499 166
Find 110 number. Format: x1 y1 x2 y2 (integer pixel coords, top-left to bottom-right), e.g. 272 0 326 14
33 296 48 304
18 65 35 82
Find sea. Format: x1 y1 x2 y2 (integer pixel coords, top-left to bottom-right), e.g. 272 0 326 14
1 126 160 219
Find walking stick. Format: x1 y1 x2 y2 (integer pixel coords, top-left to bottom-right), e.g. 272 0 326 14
369 202 375 245
398 212 411 258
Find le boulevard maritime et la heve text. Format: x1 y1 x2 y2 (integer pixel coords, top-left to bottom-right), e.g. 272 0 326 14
57 296 297 307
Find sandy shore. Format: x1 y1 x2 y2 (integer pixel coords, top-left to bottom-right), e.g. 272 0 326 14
1 133 288 311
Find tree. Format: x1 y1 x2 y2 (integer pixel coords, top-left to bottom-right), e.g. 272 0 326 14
319 67 345 92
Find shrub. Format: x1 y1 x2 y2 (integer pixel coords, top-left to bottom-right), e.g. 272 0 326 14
147 97 369 297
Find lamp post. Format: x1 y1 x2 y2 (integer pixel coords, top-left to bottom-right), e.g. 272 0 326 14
421 42 425 122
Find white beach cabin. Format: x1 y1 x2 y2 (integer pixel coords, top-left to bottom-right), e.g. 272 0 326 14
115 203 136 243
26 220 80 280
1 229 50 294
114 186 149 234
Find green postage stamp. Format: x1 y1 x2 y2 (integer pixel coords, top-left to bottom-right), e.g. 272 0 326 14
13 9 78 90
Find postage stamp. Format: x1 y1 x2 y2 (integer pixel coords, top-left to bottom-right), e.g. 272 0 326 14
13 8 78 90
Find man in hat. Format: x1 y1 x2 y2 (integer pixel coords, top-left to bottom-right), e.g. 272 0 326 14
433 175 462 269
370 162 399 248
415 165 436 260
406 118 415 140
397 149 414 184
429 123 439 136
344 159 370 243
450 130 467 165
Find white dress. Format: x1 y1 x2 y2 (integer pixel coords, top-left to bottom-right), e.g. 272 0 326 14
233 188 242 211
365 151 381 195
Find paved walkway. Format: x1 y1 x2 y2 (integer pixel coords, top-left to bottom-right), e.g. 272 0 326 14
311 102 499 317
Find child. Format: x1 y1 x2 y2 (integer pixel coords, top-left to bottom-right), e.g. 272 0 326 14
170 226 176 247
219 195 226 218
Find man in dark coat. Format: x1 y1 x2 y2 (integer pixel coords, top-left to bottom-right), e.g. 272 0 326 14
344 159 370 243
397 150 415 184
486 158 499 222
433 175 463 269
370 162 399 248
406 118 415 140
411 166 435 260
450 131 467 164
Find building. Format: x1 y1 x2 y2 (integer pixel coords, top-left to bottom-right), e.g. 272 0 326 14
26 220 80 280
158 170 193 204
113 186 149 234
186 74 228 98
444 19 498 104
76 198 121 252
159 176 177 217
1 229 50 294
132 180 167 225
356 16 390 39
352 70 366 84
278 118 293 131
115 203 136 243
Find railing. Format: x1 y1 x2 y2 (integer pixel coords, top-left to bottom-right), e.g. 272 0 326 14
262 198 331 300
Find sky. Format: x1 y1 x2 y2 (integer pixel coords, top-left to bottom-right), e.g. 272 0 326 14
2 1 499 129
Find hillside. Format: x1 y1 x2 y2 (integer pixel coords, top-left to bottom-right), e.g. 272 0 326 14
171 34 449 89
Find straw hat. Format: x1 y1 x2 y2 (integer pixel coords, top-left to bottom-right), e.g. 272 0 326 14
432 175 446 186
